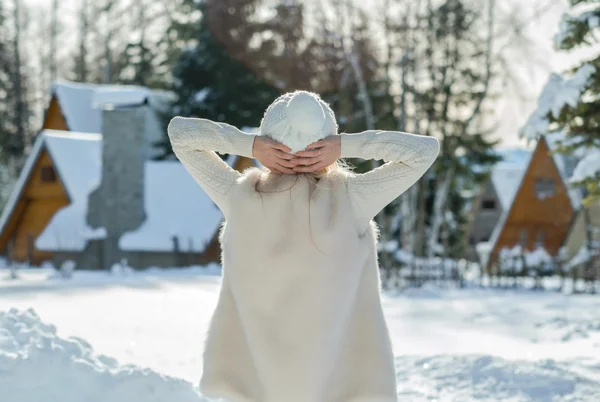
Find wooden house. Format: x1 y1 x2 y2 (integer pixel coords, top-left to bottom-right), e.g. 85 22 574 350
0 134 75 265
486 135 581 271
562 198 600 273
0 80 257 268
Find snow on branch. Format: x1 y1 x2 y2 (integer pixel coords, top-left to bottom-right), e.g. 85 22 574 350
571 149 600 184
554 10 600 49
519 64 596 140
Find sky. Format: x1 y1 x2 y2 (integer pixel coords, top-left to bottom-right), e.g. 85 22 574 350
24 0 592 149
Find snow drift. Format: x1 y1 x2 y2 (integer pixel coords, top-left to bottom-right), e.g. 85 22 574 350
1 308 599 402
0 309 207 402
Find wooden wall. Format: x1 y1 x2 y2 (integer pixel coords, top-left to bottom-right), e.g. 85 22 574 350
490 137 575 266
42 95 69 131
235 156 256 171
0 150 70 264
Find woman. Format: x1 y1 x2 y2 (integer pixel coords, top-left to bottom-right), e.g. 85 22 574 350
168 91 439 402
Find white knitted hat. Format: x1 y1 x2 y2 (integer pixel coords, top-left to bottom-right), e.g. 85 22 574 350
259 91 338 153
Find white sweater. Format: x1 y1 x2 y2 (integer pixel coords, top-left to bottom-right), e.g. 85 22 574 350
168 117 439 402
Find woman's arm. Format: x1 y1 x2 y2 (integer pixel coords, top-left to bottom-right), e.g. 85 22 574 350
168 116 257 216
341 131 440 231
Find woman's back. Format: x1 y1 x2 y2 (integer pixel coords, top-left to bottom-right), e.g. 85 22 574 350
208 169 396 402
167 91 439 402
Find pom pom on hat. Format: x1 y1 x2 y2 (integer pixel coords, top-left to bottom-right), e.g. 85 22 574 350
260 91 338 153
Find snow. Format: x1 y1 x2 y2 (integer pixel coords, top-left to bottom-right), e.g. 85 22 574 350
30 134 223 254
1 269 600 401
0 309 205 402
380 239 399 253
394 248 414 264
476 242 493 267
554 11 600 48
498 246 526 273
93 88 152 108
119 162 223 252
193 88 210 103
524 247 553 268
52 80 173 159
520 64 596 140
36 131 104 252
53 80 172 134
571 148 600 183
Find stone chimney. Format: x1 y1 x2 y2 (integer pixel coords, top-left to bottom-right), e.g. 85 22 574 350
86 105 147 269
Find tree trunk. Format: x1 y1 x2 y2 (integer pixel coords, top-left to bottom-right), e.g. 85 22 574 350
428 167 454 259
50 0 58 82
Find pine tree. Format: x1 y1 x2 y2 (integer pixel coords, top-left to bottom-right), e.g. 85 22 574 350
0 2 12 160
156 0 280 158
0 0 30 207
119 1 170 88
550 0 600 203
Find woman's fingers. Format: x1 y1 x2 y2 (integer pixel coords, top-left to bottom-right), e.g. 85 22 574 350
293 156 321 166
276 157 297 169
274 162 296 175
270 142 292 153
294 148 322 158
294 162 327 173
274 149 294 160
306 139 327 149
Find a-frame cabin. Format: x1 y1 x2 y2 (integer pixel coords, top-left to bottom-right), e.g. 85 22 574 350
487 135 579 270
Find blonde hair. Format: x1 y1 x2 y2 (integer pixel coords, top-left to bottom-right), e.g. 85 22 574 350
314 160 352 178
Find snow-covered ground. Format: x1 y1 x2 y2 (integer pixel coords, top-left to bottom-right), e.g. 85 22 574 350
1 266 600 401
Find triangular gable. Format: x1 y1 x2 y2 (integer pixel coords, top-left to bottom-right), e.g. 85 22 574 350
0 131 92 250
0 135 52 242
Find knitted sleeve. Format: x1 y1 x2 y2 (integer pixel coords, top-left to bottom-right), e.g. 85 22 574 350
341 130 440 231
168 116 256 216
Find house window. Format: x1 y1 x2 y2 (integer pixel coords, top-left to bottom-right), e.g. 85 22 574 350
519 229 528 246
535 178 555 200
536 231 545 248
40 166 57 183
482 199 496 210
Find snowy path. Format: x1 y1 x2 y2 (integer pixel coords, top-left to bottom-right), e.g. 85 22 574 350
1 267 600 401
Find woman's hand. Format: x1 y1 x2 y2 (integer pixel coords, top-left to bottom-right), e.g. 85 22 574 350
292 136 341 173
252 136 296 174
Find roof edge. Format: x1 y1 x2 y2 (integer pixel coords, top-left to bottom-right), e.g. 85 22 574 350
0 135 48 242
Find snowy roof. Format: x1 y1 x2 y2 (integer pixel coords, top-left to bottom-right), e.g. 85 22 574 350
51 80 174 158
31 132 223 253
119 162 223 252
0 131 104 252
35 131 105 252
